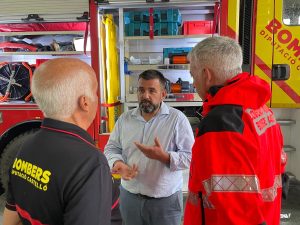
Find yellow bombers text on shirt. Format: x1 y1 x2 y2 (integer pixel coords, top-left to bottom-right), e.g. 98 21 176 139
11 158 52 191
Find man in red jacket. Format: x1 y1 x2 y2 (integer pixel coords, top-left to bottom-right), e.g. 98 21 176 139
184 36 286 225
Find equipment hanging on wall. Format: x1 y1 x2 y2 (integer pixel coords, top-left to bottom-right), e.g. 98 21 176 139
102 14 122 132
0 62 32 102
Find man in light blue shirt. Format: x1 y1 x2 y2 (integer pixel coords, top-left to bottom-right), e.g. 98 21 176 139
104 70 194 225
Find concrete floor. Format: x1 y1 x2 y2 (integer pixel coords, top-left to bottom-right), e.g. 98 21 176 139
0 180 299 225
281 179 300 225
0 194 4 225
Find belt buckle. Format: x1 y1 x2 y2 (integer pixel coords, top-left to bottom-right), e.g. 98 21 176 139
137 193 154 199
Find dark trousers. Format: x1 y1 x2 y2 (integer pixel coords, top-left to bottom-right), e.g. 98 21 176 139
119 186 182 225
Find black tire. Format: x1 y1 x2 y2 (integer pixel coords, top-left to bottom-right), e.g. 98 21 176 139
0 130 38 193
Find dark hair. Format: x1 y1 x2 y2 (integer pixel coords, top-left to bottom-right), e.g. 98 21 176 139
138 69 166 89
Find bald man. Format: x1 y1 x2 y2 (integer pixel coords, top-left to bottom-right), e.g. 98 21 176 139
3 58 112 225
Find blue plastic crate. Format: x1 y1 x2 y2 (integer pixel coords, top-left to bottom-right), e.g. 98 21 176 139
125 22 142 36
140 10 160 22
124 11 142 24
140 23 159 36
140 23 152 36
125 24 129 36
124 11 160 23
158 22 179 35
124 9 181 25
140 22 179 36
124 12 131 24
160 9 182 25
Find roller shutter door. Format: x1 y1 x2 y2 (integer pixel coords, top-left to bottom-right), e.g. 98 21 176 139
0 0 89 23
97 0 218 8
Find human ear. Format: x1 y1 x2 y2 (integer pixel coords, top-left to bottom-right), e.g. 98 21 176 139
204 68 213 87
78 95 89 112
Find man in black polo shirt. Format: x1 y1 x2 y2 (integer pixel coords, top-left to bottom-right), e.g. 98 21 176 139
3 58 112 225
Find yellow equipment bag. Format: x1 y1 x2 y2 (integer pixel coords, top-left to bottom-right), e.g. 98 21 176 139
103 14 121 132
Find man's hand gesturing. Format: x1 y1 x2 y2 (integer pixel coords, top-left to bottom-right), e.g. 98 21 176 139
112 161 138 180
134 137 170 164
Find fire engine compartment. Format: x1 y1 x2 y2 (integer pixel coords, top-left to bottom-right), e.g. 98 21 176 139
0 0 299 185
0 0 300 224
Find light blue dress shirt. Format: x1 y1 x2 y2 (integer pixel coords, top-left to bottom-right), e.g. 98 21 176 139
104 102 194 198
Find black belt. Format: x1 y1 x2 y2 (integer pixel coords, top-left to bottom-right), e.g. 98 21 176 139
136 193 159 200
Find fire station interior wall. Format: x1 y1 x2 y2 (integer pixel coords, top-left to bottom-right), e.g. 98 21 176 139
289 109 300 179
0 0 89 23
273 108 300 179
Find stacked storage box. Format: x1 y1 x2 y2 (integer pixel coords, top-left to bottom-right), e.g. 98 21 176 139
163 47 192 64
124 9 182 36
182 20 213 35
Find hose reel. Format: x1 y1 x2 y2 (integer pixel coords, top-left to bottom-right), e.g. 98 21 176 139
0 62 32 101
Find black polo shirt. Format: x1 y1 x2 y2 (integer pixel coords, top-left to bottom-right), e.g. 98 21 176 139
6 118 112 225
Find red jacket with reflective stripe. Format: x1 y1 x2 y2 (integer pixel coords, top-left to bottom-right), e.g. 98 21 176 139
184 73 286 225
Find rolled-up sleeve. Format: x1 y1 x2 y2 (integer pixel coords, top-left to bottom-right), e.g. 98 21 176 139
169 114 194 171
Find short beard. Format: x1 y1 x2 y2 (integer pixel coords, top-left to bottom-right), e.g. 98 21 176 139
139 99 160 113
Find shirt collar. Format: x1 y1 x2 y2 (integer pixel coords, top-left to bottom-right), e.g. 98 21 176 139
41 118 95 146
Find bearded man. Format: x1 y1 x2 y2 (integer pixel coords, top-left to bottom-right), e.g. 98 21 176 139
104 69 194 225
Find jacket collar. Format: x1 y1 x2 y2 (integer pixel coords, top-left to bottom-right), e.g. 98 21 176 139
41 118 95 146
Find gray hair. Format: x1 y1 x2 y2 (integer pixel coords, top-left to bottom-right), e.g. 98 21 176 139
31 59 96 119
188 36 243 83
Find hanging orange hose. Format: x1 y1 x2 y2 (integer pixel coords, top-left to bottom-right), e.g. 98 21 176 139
0 62 9 102
22 62 33 102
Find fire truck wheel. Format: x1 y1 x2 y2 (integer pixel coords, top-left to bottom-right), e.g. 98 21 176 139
0 129 38 193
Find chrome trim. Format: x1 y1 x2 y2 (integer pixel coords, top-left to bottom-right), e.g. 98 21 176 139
277 119 296 126
283 145 296 152
98 0 217 9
